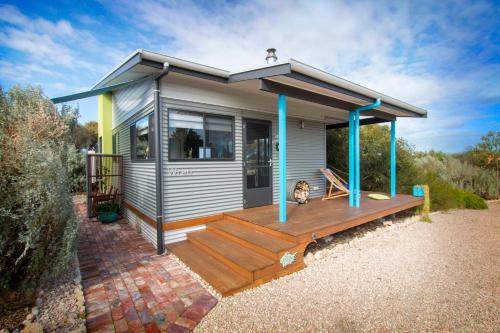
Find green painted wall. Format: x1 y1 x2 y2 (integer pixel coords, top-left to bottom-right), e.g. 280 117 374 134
97 93 112 154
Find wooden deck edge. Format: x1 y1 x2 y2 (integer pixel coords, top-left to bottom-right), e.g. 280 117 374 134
163 214 224 231
223 214 298 243
123 201 156 228
295 198 423 243
122 201 223 232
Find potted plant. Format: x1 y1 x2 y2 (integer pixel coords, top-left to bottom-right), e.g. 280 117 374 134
96 202 119 223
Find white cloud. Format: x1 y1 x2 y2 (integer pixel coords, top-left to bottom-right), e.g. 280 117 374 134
103 0 498 151
0 3 130 94
1 1 497 150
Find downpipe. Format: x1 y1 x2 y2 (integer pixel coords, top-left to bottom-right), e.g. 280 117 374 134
154 63 169 254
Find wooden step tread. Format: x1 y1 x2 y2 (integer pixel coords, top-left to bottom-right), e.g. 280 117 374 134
167 241 250 295
209 220 296 254
189 231 275 272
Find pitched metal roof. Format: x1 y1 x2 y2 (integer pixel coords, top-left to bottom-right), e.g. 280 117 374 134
52 49 427 118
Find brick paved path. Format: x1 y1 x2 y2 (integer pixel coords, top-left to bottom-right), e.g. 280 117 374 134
75 200 217 333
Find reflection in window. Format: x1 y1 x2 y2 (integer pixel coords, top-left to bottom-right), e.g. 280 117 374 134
205 116 233 159
130 113 155 161
168 110 234 160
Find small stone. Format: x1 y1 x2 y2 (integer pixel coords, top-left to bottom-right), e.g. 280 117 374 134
321 235 334 243
383 221 393 226
20 323 43 333
31 307 39 316
314 251 322 260
304 252 315 266
26 313 34 321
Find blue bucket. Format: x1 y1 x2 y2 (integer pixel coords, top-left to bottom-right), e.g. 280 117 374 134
412 185 425 197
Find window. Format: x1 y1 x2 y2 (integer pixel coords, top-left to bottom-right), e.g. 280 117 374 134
130 113 155 161
112 132 120 154
168 110 234 160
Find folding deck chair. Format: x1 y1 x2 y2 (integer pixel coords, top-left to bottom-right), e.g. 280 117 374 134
320 168 350 200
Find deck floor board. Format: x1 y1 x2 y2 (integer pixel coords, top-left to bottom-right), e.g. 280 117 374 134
225 192 423 238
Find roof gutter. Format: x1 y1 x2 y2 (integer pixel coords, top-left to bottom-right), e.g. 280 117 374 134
153 62 169 255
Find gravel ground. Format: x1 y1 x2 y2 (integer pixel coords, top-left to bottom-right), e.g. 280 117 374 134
34 255 86 332
196 202 500 333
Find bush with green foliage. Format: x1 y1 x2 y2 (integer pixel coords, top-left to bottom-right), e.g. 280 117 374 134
0 86 77 311
327 124 490 212
327 124 421 194
416 152 498 199
67 144 86 193
96 202 119 213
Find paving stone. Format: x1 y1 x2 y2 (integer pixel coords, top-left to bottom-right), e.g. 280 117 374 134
76 199 215 332
167 324 191 333
175 317 198 330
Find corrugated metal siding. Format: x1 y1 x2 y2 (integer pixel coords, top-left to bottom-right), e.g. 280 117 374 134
123 208 157 248
279 118 326 201
161 98 326 223
112 79 154 128
164 225 206 244
113 102 156 219
161 99 244 222
242 112 326 203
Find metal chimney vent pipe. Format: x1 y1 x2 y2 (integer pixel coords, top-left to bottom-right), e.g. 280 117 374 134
266 48 277 64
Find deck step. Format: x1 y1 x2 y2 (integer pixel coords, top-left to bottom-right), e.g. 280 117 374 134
208 219 296 259
167 240 251 295
188 230 276 280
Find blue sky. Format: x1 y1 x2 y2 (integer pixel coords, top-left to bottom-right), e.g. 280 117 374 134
0 0 499 152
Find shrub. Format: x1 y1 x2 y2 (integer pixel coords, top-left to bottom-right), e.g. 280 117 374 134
67 145 86 193
0 86 77 311
96 202 119 213
327 124 418 194
415 171 488 211
416 153 498 199
458 190 488 210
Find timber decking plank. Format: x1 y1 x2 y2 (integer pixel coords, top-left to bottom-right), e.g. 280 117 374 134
225 192 423 238
188 231 275 274
208 220 296 256
167 240 250 295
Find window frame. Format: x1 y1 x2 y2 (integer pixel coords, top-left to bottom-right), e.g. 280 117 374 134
98 136 102 153
130 112 155 162
112 132 117 154
167 109 236 162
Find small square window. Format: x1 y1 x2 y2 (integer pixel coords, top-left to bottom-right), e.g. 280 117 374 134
130 113 155 161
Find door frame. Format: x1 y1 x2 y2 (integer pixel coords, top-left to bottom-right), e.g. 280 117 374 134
242 117 273 208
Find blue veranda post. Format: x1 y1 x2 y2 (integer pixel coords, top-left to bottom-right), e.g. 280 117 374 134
390 120 396 197
278 94 287 223
348 111 355 207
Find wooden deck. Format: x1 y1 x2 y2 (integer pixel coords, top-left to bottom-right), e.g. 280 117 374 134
226 192 424 243
168 192 423 296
